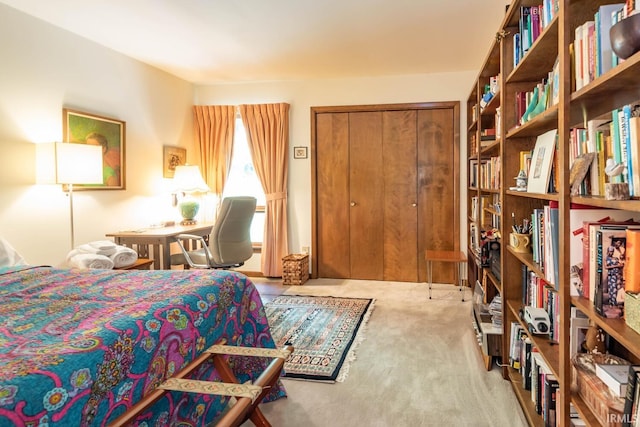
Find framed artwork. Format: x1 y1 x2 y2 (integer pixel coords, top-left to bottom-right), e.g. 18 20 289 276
63 108 126 190
293 146 308 159
163 146 187 178
527 129 557 193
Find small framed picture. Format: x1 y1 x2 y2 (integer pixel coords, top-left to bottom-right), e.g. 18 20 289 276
293 146 308 159
163 146 187 178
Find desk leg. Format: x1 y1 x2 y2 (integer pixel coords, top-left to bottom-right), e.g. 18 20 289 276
161 243 170 270
428 260 433 300
459 261 468 302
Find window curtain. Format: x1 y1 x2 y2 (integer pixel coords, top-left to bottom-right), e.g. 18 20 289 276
192 105 235 200
240 103 289 277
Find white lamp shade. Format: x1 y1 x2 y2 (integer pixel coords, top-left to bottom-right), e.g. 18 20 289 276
55 142 104 185
173 165 209 192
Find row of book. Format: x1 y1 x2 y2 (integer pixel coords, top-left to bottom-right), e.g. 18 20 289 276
563 208 640 324
513 1 559 68
521 265 560 343
469 156 500 190
573 3 627 91
570 103 640 198
509 322 560 426
529 204 560 288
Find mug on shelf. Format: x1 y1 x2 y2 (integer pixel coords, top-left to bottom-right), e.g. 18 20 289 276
510 232 531 253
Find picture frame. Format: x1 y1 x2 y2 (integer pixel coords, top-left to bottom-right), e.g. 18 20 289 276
163 146 187 178
63 108 126 190
293 146 308 159
569 152 596 195
527 129 557 193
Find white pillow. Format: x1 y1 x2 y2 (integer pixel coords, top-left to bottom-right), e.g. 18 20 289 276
0 237 27 267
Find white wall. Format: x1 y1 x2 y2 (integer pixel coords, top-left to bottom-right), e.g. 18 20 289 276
0 4 194 266
195 73 475 263
0 3 475 270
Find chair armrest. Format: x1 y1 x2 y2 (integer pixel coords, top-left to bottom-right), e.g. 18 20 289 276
173 234 213 269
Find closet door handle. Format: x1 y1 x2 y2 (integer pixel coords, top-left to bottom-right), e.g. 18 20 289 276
350 202 357 207
412 203 417 207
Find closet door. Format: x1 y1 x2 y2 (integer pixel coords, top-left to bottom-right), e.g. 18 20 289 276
313 102 460 284
382 110 418 282
316 112 350 278
417 107 458 284
349 112 384 280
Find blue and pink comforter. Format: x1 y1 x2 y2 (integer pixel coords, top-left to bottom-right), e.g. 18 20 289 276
0 266 285 426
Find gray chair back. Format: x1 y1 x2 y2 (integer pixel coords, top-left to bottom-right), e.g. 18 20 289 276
209 196 257 266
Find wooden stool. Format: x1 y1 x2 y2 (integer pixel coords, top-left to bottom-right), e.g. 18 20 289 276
425 250 467 301
110 344 294 427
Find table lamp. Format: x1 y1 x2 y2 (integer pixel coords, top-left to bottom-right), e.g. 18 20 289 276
172 164 209 225
55 142 104 249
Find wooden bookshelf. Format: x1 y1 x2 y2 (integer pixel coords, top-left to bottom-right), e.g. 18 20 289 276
466 1 640 425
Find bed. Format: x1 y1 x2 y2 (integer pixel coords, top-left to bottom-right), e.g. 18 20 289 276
0 265 286 426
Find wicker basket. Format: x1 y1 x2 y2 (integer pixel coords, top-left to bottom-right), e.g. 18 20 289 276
282 254 309 286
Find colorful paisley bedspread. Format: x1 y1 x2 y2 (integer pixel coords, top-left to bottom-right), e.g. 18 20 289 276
0 266 285 426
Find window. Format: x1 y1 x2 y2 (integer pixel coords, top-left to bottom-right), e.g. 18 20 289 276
223 117 265 246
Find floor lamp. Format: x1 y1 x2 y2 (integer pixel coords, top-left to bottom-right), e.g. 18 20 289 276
55 142 104 249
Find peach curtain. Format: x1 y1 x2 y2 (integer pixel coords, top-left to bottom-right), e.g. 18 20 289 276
240 103 289 277
192 105 235 198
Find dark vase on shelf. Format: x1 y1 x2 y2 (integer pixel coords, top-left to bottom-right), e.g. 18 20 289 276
610 13 640 60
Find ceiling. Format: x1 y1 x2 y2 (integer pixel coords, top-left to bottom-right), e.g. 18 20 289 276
1 0 510 85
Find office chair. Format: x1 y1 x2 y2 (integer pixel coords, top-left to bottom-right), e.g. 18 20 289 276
171 196 257 269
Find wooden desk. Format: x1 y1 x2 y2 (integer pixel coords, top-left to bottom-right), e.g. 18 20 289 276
425 250 467 301
115 258 154 270
106 223 213 270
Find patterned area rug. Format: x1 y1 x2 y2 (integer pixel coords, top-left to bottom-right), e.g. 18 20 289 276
264 295 375 383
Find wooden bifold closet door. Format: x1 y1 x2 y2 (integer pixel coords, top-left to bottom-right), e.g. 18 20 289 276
312 102 459 283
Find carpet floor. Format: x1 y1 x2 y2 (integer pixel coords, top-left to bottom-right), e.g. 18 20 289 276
251 278 528 427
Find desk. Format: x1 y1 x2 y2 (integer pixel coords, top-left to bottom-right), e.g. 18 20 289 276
425 250 467 301
115 258 154 270
106 223 213 270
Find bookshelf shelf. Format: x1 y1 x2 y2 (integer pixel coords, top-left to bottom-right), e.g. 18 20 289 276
507 368 544 426
570 394 600 426
506 299 560 376
466 1 640 425
505 190 560 202
505 105 559 139
481 139 501 155
572 297 640 361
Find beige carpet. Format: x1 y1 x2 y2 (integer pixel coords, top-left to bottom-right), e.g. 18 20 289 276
250 278 528 427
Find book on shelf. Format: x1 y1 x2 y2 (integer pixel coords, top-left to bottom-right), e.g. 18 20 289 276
520 6 532 56
594 224 640 318
513 32 521 68
521 336 533 390
586 119 611 196
626 229 640 293
531 351 551 415
595 3 626 78
543 374 559 426
509 322 526 369
629 115 640 198
595 362 631 397
545 204 560 288
574 24 584 90
623 366 640 427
